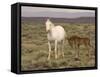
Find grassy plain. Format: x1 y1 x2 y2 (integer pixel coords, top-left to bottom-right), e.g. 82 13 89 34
21 20 95 71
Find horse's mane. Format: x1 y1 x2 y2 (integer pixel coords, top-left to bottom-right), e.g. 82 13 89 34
47 19 55 27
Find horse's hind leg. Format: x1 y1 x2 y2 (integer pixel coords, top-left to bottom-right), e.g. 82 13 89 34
57 42 60 58
55 40 58 59
61 40 65 58
48 41 51 60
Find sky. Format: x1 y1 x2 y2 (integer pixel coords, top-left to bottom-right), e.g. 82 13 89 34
21 6 95 18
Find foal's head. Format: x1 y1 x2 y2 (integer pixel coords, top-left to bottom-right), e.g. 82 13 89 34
45 19 54 32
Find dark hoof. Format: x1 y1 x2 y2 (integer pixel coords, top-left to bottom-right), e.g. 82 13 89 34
86 54 89 57
74 57 80 61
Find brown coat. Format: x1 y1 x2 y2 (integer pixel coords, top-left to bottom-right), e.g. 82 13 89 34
67 35 92 49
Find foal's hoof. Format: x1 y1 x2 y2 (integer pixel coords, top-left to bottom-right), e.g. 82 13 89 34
86 54 90 57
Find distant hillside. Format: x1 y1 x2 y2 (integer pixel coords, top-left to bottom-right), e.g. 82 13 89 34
21 17 95 24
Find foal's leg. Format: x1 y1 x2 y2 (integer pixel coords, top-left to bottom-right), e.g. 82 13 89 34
75 43 79 59
86 44 90 57
77 44 80 58
48 41 51 60
55 40 58 59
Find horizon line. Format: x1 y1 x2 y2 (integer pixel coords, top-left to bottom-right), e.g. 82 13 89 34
21 16 95 19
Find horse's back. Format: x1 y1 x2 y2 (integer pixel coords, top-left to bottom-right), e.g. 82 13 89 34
51 25 66 41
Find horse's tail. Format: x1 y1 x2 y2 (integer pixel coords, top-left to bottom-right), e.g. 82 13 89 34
64 33 70 45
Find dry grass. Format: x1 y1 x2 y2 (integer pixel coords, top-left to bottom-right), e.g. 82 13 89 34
21 21 95 71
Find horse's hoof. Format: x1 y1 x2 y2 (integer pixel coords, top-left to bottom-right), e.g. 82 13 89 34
74 57 80 61
55 56 58 59
86 54 89 57
47 57 50 61
62 55 64 58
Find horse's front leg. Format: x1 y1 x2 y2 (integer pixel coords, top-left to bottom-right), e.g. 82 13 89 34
55 40 58 59
48 41 51 60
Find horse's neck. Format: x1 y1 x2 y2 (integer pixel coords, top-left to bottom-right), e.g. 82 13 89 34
50 23 55 29
48 23 55 36
51 25 55 29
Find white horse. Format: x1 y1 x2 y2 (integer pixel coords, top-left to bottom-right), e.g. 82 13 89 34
45 19 66 60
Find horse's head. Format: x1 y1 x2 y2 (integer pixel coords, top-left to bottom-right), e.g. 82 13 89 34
45 19 54 33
